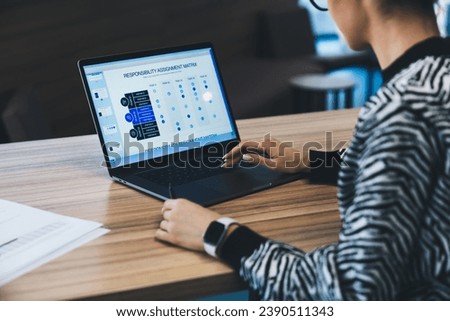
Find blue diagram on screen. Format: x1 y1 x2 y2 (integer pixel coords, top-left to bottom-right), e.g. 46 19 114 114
122 90 160 140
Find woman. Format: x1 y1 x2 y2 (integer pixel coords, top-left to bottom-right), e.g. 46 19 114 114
156 0 450 300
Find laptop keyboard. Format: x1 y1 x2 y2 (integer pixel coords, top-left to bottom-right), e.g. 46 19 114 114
139 162 229 186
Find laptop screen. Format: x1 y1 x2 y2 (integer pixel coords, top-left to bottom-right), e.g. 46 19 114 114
81 46 238 167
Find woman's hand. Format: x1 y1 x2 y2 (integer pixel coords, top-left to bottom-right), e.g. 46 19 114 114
155 199 221 251
222 135 308 174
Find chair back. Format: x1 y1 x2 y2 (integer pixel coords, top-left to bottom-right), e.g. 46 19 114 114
1 86 53 142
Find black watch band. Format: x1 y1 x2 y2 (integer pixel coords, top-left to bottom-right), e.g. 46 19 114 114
203 217 237 258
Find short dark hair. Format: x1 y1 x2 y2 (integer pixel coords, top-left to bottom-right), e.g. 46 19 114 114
378 0 438 16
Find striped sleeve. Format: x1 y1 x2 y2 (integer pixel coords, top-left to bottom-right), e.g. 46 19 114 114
223 106 438 300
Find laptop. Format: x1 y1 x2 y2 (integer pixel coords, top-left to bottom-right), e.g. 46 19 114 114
78 43 304 206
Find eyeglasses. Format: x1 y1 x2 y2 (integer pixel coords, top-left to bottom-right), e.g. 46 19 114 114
310 0 328 12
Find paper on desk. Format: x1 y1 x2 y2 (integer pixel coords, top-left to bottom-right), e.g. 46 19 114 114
0 199 109 287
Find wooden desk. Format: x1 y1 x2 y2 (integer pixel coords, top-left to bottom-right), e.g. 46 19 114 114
0 109 359 300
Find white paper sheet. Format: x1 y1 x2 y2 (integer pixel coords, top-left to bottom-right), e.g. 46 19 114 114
0 199 109 287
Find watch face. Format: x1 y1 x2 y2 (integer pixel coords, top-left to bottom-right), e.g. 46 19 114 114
204 221 225 245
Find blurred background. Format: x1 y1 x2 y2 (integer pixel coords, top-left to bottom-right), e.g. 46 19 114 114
0 0 448 143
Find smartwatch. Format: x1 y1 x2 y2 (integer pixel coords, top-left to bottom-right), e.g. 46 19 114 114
203 217 238 258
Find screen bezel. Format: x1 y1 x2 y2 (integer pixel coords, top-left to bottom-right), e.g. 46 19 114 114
78 42 241 174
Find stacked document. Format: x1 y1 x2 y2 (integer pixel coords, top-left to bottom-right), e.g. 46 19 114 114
0 199 109 287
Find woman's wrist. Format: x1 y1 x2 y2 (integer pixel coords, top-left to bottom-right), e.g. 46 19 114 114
217 225 268 271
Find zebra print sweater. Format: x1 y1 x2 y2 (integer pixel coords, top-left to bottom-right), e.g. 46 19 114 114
219 37 450 300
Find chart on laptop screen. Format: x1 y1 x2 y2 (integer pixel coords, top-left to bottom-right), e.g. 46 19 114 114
83 48 237 166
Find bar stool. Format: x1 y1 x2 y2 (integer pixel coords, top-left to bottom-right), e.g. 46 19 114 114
289 73 356 113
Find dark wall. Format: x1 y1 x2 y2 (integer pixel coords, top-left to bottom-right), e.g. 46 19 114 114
0 0 297 138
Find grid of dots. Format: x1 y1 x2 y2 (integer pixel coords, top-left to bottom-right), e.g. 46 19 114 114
148 78 219 133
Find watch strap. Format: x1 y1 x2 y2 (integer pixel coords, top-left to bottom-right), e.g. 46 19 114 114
203 217 237 258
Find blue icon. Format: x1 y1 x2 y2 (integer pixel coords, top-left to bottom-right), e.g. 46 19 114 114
181 95 185 98
213 114 217 118
191 82 195 86
160 115 164 119
190 124 194 128
201 116 205 121
176 122 180 126
156 99 160 103
172 107 176 111
167 92 172 96
198 107 202 111
192 87 196 91
162 120 166 124
125 113 133 122
179 84 182 88
205 85 208 89
187 114 191 118
180 90 184 93
184 104 188 109
177 127 181 131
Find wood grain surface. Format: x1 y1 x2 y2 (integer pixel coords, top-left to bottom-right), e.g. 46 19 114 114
0 108 359 300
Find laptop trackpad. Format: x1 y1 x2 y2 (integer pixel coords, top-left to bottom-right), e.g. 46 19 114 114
198 167 279 194
171 167 275 205
174 181 224 202
171 166 294 206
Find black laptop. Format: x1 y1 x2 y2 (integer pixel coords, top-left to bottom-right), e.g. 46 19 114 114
78 43 304 206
